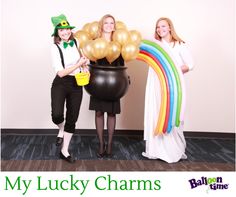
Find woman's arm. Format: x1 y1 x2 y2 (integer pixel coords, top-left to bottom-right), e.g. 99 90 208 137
57 56 88 78
51 44 88 78
179 43 194 74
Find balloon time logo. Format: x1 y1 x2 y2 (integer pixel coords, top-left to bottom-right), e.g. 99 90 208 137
188 176 229 193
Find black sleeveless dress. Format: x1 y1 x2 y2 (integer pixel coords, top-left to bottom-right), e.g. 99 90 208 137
89 55 124 114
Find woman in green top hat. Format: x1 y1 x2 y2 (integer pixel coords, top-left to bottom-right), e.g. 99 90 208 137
50 14 88 163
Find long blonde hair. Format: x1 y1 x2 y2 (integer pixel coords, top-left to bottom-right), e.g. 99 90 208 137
154 17 185 44
97 14 116 39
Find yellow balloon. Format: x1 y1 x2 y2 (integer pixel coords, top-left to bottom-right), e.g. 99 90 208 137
81 40 96 61
74 30 90 48
92 38 109 59
116 21 127 30
112 29 130 46
129 30 142 45
106 41 121 63
82 23 91 38
89 21 99 40
121 42 139 62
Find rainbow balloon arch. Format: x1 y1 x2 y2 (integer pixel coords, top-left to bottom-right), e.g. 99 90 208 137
137 40 186 135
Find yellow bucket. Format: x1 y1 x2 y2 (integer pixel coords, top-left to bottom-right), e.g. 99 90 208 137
75 72 90 86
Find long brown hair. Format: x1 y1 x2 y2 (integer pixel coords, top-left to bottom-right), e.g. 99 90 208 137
154 17 185 44
97 14 116 39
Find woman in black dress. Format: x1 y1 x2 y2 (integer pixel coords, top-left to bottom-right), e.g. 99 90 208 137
89 14 124 158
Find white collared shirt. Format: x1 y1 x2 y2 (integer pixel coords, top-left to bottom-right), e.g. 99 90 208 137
50 40 81 75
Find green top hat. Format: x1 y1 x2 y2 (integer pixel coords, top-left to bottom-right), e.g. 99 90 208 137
51 14 75 36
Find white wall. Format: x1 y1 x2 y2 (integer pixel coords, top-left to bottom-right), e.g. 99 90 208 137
1 0 235 132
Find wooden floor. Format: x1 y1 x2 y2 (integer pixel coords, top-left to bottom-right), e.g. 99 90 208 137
1 160 235 171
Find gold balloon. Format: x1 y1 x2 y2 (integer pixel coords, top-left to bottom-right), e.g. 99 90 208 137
129 30 142 45
112 29 130 46
81 40 96 61
92 38 109 59
89 21 99 39
106 41 121 63
82 23 91 37
121 42 139 62
74 30 90 48
116 21 127 30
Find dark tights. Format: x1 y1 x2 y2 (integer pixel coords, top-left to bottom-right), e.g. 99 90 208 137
95 111 116 154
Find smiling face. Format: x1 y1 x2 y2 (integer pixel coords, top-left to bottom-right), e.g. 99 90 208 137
102 17 115 33
156 19 171 39
57 28 72 42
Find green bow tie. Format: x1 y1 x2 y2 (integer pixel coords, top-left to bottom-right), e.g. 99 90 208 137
63 40 74 49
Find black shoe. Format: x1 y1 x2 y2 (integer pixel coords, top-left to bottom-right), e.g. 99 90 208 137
56 137 63 146
97 150 106 158
59 152 75 163
106 144 113 158
96 144 106 158
106 153 114 158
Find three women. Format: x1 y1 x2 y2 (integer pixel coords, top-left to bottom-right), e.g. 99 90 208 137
50 14 193 164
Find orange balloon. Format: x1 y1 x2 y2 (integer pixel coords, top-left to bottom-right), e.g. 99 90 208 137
116 21 127 30
81 40 96 61
89 21 99 39
112 29 130 46
106 41 121 63
129 30 142 45
121 42 139 62
92 38 109 59
74 30 90 48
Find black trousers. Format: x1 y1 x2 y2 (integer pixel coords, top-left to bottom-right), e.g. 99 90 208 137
51 75 83 133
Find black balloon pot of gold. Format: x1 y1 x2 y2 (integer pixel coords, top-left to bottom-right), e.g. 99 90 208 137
85 64 129 101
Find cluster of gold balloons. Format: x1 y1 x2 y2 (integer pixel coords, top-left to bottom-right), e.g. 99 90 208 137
74 21 142 63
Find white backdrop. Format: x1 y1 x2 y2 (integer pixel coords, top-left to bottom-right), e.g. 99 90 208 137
1 0 235 132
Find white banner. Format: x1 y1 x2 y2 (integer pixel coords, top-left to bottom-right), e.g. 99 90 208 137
0 171 235 197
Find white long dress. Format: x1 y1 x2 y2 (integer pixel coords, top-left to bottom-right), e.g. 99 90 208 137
142 39 194 163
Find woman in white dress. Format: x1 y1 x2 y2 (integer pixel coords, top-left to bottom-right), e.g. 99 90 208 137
142 17 194 163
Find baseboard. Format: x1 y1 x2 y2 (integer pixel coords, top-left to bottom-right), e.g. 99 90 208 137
1 129 235 139
1 129 142 136
184 131 235 139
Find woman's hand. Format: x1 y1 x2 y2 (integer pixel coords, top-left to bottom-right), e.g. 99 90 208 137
76 56 88 67
181 65 189 74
